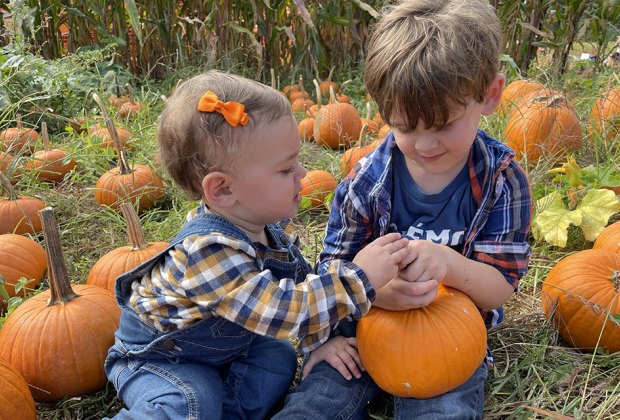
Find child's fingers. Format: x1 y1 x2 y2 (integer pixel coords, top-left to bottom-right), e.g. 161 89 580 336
373 232 403 246
338 351 362 379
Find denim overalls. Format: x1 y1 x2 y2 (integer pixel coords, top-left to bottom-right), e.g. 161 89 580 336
105 212 308 419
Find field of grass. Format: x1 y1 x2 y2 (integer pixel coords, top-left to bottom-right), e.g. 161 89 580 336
0 52 619 419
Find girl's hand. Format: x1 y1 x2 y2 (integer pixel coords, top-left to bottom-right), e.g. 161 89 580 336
302 336 363 381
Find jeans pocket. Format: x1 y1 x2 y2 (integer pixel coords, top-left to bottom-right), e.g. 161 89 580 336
210 317 252 339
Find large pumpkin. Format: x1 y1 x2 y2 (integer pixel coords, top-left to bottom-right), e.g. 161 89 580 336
0 357 36 420
593 220 620 254
589 87 620 143
300 170 338 209
541 249 620 353
95 164 164 212
356 285 487 398
25 122 77 183
0 115 39 153
0 208 120 401
0 171 46 234
504 90 582 163
0 233 47 298
87 203 169 292
314 88 362 149
497 79 544 117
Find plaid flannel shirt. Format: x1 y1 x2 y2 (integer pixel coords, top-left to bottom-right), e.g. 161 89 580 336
318 129 532 329
129 206 375 353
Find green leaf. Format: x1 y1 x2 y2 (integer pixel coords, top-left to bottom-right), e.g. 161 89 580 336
575 189 620 241
533 191 583 247
124 0 143 45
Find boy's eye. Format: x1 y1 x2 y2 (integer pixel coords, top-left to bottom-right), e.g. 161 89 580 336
280 167 295 174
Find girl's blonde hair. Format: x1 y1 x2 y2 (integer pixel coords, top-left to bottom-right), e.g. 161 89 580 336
364 0 502 129
157 70 292 200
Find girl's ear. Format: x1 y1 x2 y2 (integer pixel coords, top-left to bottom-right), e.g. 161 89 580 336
201 172 235 207
482 73 506 115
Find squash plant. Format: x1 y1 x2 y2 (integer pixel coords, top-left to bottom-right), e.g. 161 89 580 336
533 156 620 248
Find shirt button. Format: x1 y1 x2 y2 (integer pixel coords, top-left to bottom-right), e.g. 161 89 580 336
161 340 176 350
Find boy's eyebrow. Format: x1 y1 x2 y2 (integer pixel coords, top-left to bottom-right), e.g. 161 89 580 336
277 150 300 164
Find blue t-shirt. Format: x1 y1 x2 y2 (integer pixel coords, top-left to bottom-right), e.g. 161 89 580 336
389 148 477 252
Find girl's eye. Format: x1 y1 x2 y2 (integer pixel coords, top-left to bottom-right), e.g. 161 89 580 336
280 167 295 175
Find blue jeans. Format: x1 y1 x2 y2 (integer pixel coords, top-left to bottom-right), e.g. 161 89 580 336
271 360 488 420
105 310 297 419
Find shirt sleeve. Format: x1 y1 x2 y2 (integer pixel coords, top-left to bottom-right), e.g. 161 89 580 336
470 161 532 289
318 178 375 275
181 234 374 349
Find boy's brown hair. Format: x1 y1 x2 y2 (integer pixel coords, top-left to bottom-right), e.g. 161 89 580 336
364 0 502 130
158 70 292 200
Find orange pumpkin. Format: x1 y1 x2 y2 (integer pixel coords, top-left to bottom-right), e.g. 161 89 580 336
357 285 487 398
340 144 377 176
292 98 315 113
119 100 144 118
300 170 338 208
95 163 164 212
541 249 620 353
497 79 545 116
0 151 12 173
504 90 582 163
0 208 120 401
298 117 315 142
0 172 46 235
593 220 620 254
0 357 36 420
90 126 134 150
0 233 47 298
589 87 620 143
0 115 39 153
314 88 362 149
87 203 169 292
377 124 391 140
26 123 77 183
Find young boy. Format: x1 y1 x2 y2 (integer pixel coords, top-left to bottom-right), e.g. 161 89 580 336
104 70 413 419
273 0 532 418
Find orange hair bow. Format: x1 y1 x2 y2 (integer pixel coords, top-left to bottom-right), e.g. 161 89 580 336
197 90 249 127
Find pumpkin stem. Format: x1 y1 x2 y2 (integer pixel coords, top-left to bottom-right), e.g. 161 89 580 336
359 123 369 147
313 79 322 108
326 65 335 83
270 68 276 90
329 86 339 105
40 122 51 152
15 114 24 130
0 171 19 200
366 101 372 120
120 202 149 250
38 207 79 306
92 92 132 175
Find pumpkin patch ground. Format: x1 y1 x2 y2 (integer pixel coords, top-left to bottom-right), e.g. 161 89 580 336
1 9 620 419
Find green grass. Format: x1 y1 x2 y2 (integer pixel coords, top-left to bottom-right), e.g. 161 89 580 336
1 58 619 419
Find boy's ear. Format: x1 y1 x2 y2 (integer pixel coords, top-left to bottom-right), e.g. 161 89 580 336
481 73 506 115
201 172 235 207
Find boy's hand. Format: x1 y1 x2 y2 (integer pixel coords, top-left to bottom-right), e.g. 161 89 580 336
401 240 449 284
302 336 363 380
373 276 438 310
352 233 413 291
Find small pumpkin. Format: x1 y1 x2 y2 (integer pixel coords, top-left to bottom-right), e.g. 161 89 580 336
589 87 620 143
504 89 582 163
0 115 39 153
298 105 315 142
593 220 620 254
26 123 77 183
541 249 620 353
92 93 164 212
0 233 47 298
0 357 36 420
357 285 487 398
314 87 362 149
0 172 46 235
90 126 133 150
0 207 120 401
300 170 338 209
87 203 169 292
119 99 144 118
